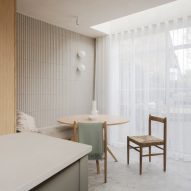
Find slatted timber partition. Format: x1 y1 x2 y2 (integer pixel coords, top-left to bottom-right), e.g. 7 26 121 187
0 0 16 135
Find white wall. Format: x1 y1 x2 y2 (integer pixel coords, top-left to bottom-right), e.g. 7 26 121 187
17 13 94 128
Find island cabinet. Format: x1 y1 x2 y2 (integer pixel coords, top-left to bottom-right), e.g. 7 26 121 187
0 133 92 191
32 156 88 191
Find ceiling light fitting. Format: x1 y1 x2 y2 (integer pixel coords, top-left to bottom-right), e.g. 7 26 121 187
76 16 79 26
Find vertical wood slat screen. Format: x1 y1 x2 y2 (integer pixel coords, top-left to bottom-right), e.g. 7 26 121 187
0 0 16 135
17 14 94 128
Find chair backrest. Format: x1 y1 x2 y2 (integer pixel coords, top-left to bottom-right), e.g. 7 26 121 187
77 122 107 160
149 114 167 142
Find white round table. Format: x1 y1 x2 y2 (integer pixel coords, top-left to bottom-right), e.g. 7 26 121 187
58 114 128 126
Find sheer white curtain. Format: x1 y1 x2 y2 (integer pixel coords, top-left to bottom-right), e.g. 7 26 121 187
96 17 191 161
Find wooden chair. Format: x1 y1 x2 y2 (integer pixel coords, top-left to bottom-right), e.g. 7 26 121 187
73 121 108 183
127 114 167 175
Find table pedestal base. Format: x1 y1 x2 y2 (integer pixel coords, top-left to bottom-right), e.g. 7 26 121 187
107 146 118 162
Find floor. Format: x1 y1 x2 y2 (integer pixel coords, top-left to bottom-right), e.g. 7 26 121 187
88 146 191 191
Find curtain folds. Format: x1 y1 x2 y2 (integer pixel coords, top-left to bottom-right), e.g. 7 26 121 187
96 17 191 161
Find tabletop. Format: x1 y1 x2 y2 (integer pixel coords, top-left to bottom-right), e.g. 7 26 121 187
58 114 128 126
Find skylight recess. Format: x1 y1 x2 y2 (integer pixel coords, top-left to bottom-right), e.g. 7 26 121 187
91 0 191 35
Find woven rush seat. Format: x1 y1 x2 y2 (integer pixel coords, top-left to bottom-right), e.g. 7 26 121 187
128 135 164 146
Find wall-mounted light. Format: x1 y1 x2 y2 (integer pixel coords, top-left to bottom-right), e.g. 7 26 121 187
77 50 86 72
77 50 86 58
77 63 86 72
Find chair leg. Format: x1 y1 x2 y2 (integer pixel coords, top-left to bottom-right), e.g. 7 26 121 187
149 146 151 162
140 146 143 175
163 144 166 172
73 121 78 142
127 137 130 165
96 160 100 174
104 153 107 183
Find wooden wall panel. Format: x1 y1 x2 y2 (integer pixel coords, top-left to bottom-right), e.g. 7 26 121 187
17 14 94 128
0 0 16 134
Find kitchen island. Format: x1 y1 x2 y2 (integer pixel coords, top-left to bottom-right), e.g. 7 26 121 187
0 132 92 191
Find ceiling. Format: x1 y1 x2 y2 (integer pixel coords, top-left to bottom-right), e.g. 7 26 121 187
93 0 191 35
17 0 176 38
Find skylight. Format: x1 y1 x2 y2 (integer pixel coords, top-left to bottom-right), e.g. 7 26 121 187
91 0 191 35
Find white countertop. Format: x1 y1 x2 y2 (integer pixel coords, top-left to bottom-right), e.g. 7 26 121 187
0 132 92 191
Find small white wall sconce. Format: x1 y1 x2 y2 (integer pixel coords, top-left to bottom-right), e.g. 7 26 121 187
77 50 86 72
77 63 86 72
77 50 86 58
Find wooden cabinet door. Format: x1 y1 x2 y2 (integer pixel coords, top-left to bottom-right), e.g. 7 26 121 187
0 0 16 135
